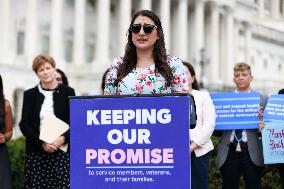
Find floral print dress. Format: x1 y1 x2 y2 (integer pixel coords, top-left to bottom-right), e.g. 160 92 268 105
104 56 189 95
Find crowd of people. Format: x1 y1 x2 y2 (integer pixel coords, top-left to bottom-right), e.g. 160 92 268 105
0 9 283 189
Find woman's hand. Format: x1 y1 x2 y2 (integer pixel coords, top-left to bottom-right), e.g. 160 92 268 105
0 133 6 144
258 121 265 130
42 142 58 153
190 141 198 153
257 106 265 119
52 136 65 148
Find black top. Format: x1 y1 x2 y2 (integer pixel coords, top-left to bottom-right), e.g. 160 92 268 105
279 89 284 94
19 84 75 153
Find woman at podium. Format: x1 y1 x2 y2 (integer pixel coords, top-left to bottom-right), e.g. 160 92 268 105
104 10 189 95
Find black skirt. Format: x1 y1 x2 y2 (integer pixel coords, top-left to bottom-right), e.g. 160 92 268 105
24 151 70 189
0 144 12 189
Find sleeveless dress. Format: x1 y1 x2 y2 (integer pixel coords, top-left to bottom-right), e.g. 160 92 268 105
0 113 12 189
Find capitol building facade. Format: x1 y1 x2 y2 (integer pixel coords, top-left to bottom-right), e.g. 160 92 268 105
0 0 284 130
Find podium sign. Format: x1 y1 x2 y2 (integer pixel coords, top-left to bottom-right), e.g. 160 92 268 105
70 95 190 189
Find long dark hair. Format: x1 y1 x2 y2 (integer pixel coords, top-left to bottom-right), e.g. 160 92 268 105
56 68 69 86
182 61 199 90
114 10 173 87
101 69 108 92
0 74 5 118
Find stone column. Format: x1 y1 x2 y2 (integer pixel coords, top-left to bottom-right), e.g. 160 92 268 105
25 0 39 65
160 0 171 51
95 0 110 66
224 6 234 85
207 2 220 84
0 0 12 63
50 0 64 67
118 0 132 56
176 0 188 60
140 0 152 10
245 22 252 64
73 0 86 65
258 0 264 17
271 0 280 19
192 0 205 64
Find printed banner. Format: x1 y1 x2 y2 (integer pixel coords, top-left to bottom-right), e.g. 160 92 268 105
264 94 284 122
262 121 284 164
70 95 190 189
211 92 261 130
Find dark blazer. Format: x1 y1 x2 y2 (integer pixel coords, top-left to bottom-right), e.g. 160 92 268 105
19 84 75 153
216 93 267 168
279 89 284 94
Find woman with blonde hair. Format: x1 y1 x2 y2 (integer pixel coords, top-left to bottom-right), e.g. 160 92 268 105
19 54 75 188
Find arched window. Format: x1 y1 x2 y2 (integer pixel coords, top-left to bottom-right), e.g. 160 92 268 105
263 59 268 68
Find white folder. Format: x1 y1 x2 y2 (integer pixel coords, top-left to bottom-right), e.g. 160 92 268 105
39 113 69 152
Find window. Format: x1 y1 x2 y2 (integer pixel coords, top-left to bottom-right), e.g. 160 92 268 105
65 40 73 62
16 31 25 55
13 88 24 127
281 0 284 16
65 0 74 6
88 0 96 8
85 43 94 63
278 63 282 72
41 36 50 54
251 56 255 65
264 0 271 11
263 59 268 68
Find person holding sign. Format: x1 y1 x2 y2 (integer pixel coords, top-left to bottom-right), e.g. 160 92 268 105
216 63 265 189
277 89 284 188
0 74 13 189
104 10 189 95
19 54 75 189
183 62 216 189
260 88 284 188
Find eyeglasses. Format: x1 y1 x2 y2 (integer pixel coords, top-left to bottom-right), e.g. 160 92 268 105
130 24 157 34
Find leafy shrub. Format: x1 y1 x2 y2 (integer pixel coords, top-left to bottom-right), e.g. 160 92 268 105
7 137 25 189
5 136 283 189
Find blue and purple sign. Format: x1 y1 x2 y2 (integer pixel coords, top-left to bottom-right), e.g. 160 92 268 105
262 94 284 164
262 121 284 164
263 94 284 122
211 92 261 130
70 95 190 189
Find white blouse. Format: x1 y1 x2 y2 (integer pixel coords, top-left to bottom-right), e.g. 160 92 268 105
38 84 55 120
190 89 216 157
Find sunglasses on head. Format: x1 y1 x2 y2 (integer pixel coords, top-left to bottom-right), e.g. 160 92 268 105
130 24 157 34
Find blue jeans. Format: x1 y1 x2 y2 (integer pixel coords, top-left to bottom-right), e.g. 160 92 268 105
191 152 210 189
